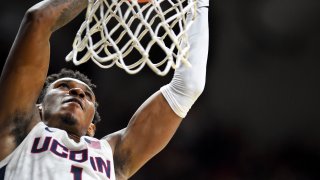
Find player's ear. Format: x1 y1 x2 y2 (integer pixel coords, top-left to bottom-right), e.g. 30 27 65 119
87 123 96 137
36 104 43 120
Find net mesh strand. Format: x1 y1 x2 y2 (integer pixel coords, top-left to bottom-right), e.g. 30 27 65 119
66 0 197 76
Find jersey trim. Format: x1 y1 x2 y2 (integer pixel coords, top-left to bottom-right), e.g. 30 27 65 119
0 165 6 180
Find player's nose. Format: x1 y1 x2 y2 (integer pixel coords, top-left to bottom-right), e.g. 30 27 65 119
69 87 85 99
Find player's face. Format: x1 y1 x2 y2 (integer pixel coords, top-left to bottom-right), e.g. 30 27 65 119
41 78 96 137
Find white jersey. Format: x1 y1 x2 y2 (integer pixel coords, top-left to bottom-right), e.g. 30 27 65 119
0 122 116 180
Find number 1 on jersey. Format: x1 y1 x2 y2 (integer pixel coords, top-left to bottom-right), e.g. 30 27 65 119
71 165 83 180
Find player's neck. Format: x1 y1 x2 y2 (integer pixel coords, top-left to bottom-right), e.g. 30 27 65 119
68 133 81 142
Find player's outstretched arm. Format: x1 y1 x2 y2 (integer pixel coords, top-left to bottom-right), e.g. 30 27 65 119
104 0 210 178
0 0 88 160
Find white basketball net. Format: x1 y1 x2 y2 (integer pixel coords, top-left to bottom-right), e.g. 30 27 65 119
66 0 197 76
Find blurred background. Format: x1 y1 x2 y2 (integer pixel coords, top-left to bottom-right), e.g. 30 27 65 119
1 0 320 179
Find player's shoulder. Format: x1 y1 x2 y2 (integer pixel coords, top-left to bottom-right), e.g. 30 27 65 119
101 128 126 152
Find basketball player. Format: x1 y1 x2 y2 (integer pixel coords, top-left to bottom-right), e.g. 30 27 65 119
0 0 209 179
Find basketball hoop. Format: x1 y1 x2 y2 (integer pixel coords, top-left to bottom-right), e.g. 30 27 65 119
66 0 197 76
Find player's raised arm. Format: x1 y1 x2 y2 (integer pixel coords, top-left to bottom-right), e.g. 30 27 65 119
104 0 210 178
0 0 88 160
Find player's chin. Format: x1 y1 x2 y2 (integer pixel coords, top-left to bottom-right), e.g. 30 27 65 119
60 112 79 126
60 104 84 122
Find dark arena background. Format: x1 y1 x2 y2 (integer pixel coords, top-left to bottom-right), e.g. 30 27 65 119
1 0 320 179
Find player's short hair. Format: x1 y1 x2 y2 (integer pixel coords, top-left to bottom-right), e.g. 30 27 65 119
37 68 101 124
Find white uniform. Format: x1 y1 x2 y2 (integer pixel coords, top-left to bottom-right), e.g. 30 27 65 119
0 122 116 180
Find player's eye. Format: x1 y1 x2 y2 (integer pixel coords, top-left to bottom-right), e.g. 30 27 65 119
85 92 93 101
58 83 70 89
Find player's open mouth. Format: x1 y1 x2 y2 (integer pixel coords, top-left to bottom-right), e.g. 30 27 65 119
63 98 83 109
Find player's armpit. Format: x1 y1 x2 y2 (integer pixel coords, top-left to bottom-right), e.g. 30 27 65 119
0 108 40 161
102 129 131 179
103 91 182 179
